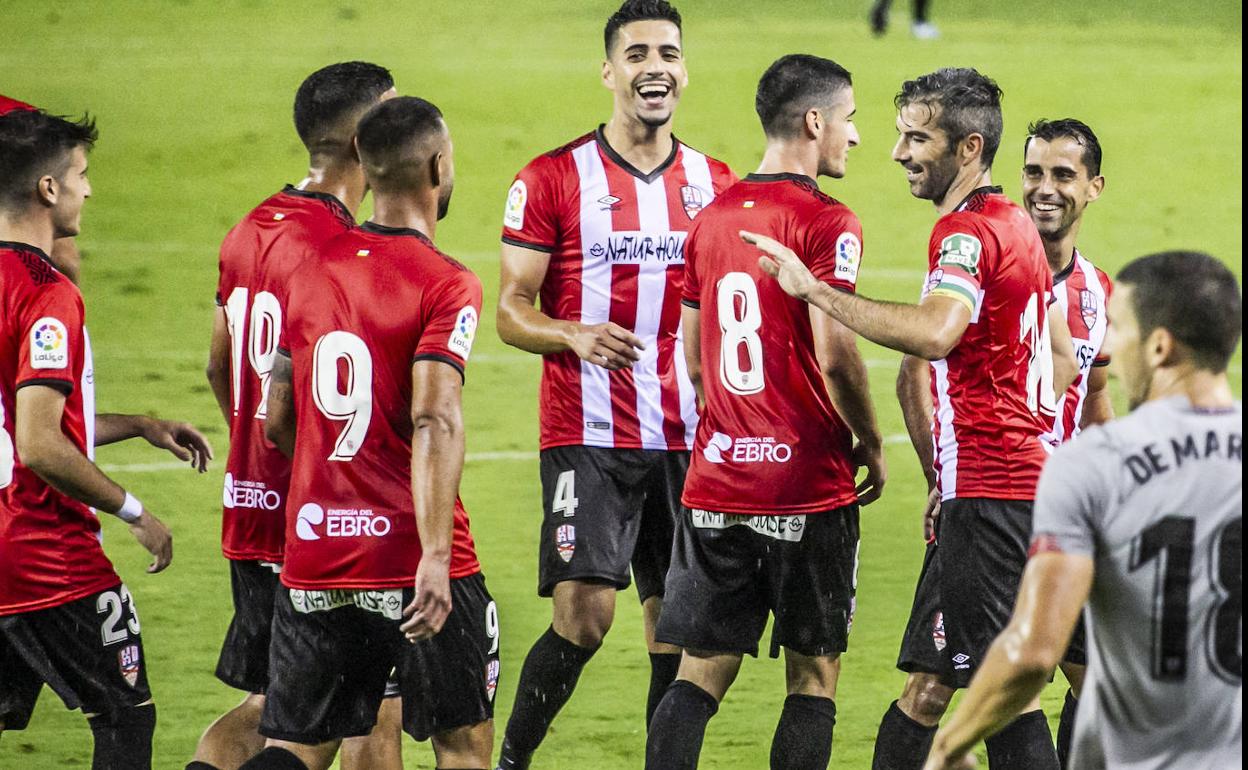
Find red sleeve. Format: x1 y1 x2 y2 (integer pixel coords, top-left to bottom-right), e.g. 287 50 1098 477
414 269 485 377
709 158 739 195
17 283 84 395
501 155 562 253
923 213 991 314
681 219 702 307
805 206 862 294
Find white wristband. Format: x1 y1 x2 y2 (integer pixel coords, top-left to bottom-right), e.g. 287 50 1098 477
116 491 144 523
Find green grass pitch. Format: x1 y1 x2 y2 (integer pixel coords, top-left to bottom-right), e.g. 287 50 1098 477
1 1 1240 767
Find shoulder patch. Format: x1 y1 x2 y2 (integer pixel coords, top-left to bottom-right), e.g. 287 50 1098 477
30 316 69 369
939 233 982 276
447 306 478 360
834 232 861 284
503 179 527 230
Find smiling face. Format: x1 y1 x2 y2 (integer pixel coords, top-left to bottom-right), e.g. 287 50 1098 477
1022 135 1103 242
602 19 687 128
815 90 859 179
892 102 960 203
49 146 91 239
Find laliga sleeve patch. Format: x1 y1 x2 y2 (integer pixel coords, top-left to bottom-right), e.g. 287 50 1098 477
503 179 527 230
939 233 982 276
30 317 69 369
448 306 479 360
834 232 862 284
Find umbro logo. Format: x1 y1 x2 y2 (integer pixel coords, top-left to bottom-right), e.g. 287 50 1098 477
598 194 622 211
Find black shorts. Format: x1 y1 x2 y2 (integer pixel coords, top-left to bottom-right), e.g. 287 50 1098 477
1064 616 1087 667
538 446 687 602
0 583 151 730
215 560 281 693
655 506 860 658
260 573 498 744
897 498 1032 688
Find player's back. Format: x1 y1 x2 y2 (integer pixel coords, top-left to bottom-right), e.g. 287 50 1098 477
681 174 861 514
281 222 482 590
1056 398 1241 768
924 188 1054 500
216 187 354 562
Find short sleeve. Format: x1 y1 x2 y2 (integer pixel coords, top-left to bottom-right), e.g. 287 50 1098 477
681 219 702 308
414 269 485 377
805 206 863 294
501 156 561 253
1094 269 1114 366
922 214 990 315
16 283 84 395
1031 429 1116 558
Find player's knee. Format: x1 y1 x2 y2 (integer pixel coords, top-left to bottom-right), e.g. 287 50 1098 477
899 676 952 724
552 585 614 647
431 720 493 765
238 746 310 770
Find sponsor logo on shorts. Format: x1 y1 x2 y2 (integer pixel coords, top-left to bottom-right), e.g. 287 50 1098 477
448 305 478 360
555 524 576 562
295 502 392 540
485 658 501 702
30 317 69 369
932 611 947 652
834 232 861 284
223 472 282 511
289 588 403 620
503 179 527 230
118 644 141 688
689 509 806 542
681 185 705 219
952 652 972 670
701 432 792 464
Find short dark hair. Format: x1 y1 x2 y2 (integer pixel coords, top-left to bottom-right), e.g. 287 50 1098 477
356 96 446 189
604 0 682 54
896 67 1003 168
292 61 394 148
755 54 852 138
1024 118 1102 177
1117 251 1242 372
0 110 98 211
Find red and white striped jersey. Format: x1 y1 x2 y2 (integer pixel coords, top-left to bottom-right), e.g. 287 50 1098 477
1044 249 1112 445
919 187 1055 501
501 128 737 451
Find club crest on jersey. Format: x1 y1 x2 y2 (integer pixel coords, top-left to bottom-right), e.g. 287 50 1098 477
30 316 68 369
1079 289 1098 331
555 524 576 562
503 179 527 230
448 306 478 360
938 233 982 276
932 611 947 651
923 268 945 298
835 232 862 284
485 658 501 701
118 644 141 688
680 185 705 219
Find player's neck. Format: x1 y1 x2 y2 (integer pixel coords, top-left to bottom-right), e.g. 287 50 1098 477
0 213 56 255
935 166 993 217
602 115 674 174
1042 226 1080 275
1148 367 1235 409
369 192 437 240
301 158 366 216
755 143 818 180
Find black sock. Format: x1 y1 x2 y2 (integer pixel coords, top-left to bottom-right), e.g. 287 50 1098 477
496 626 598 770
913 0 931 23
644 680 719 770
770 694 836 770
1056 690 1077 769
872 700 937 770
646 653 682 729
186 763 222 770
985 709 1059 769
238 747 308 770
89 703 156 770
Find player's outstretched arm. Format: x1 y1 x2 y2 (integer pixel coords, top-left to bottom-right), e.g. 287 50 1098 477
747 231 972 360
263 352 296 458
95 413 213 472
1080 365 1114 428
923 551 1092 770
205 306 233 425
1047 303 1079 395
680 305 705 406
497 242 643 369
401 359 464 643
811 308 886 504
16 385 173 573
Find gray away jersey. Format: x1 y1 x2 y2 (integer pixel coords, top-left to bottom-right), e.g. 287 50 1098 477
1034 396 1242 770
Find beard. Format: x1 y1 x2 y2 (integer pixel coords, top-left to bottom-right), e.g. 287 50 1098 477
437 186 453 220
914 152 961 203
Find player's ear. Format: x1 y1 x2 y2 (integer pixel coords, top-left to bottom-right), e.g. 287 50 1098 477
350 135 362 165
1087 174 1105 202
429 151 443 189
601 58 614 90
1146 326 1179 368
960 132 985 167
805 109 822 140
35 174 58 208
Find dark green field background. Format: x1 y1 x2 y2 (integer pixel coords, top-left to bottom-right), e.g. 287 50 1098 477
1 1 1240 767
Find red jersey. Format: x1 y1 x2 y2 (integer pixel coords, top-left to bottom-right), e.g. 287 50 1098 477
0 95 37 115
280 223 483 590
1044 249 1112 445
501 128 737 451
215 186 354 562
920 187 1054 501
0 242 117 615
681 175 862 514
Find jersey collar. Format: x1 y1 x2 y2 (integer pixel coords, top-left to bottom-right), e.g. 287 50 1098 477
281 184 353 222
0 240 56 268
953 185 1003 212
360 220 432 242
745 172 819 188
594 125 680 184
1052 253 1078 284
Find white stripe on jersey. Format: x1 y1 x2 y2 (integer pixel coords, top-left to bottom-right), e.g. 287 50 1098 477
932 358 959 500
1047 251 1110 444
676 148 714 449
633 174 673 450
572 141 616 446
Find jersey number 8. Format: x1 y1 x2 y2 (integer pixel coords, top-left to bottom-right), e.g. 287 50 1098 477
717 272 765 395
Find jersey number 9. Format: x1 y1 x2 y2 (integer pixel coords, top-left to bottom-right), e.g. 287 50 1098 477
312 331 374 462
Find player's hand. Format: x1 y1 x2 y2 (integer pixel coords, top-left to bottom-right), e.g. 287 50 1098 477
569 322 645 370
923 487 941 542
402 558 452 642
922 745 977 770
142 418 214 472
128 510 173 573
742 230 818 301
852 441 887 505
